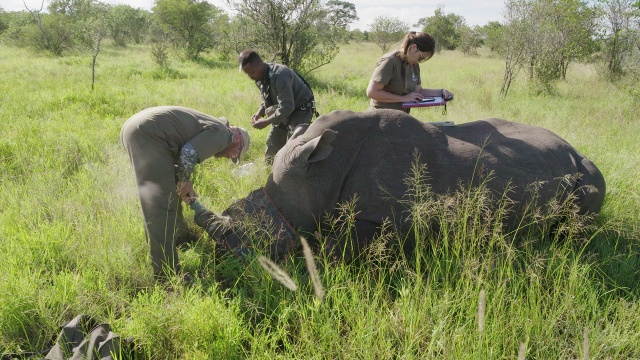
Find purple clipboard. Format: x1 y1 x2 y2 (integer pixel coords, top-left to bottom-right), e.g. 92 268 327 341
402 96 447 109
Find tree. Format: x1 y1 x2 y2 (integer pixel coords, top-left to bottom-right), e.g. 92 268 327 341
479 21 505 52
500 0 534 97
347 28 365 42
597 0 639 78
15 0 79 56
458 24 483 55
226 0 358 73
0 7 8 35
45 0 110 88
415 5 465 51
77 2 108 90
535 0 597 81
153 0 224 60
636 1 640 53
23 0 59 54
368 16 408 53
326 0 358 42
149 19 172 68
326 0 358 28
500 0 598 96
106 5 149 47
216 15 252 60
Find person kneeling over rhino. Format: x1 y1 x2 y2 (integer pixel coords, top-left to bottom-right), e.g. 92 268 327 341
190 109 606 264
121 106 250 279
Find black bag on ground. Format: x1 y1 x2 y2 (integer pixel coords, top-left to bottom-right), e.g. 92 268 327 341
1 314 135 360
45 314 134 360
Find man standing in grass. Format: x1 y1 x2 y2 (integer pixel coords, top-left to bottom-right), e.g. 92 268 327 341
120 106 250 279
238 49 317 165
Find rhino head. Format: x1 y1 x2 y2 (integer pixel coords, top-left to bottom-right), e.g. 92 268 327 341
264 129 339 234
193 128 345 263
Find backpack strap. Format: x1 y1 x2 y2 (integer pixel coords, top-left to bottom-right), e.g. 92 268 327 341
293 70 319 118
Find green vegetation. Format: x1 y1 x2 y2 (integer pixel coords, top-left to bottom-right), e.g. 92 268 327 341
1 41 639 358
368 16 409 53
153 0 226 60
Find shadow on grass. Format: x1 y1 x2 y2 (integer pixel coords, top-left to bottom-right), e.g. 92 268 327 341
147 66 186 80
305 74 368 100
193 56 239 70
585 217 640 298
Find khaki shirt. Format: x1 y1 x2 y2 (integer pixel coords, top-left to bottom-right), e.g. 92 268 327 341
132 106 233 161
257 63 314 125
369 51 421 111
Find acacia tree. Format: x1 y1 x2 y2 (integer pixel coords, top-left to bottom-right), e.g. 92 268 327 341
78 2 108 90
368 16 408 53
326 0 357 28
636 0 640 49
153 0 224 60
22 0 62 54
106 4 149 47
48 0 109 88
535 0 597 81
480 21 505 52
216 15 252 60
500 0 532 97
326 0 358 42
457 24 483 55
6 1 77 55
597 0 639 78
500 0 598 96
415 5 465 52
225 0 357 73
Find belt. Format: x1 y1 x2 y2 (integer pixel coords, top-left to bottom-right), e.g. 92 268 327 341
298 99 319 118
298 100 316 111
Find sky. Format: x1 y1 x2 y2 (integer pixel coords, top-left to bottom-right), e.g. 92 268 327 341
5 0 506 30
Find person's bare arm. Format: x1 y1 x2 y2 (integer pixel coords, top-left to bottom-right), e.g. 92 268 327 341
366 79 423 103
416 85 454 100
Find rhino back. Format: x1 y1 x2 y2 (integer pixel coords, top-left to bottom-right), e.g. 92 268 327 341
438 118 606 214
267 111 605 234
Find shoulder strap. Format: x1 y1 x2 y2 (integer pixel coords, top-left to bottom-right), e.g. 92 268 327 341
293 69 314 95
293 69 319 118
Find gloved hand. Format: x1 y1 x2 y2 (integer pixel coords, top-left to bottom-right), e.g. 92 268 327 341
177 180 198 204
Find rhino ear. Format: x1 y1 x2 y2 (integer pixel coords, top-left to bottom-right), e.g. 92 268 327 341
299 129 336 163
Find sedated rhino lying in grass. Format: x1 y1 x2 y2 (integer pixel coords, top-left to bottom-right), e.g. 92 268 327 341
192 109 606 262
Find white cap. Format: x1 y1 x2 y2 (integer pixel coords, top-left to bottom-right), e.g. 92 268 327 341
232 127 250 164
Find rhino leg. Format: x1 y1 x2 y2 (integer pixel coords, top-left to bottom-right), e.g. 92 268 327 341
192 206 233 245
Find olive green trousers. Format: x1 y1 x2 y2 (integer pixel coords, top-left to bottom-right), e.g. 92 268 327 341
120 114 190 276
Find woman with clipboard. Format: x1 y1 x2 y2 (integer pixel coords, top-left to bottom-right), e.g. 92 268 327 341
366 31 454 113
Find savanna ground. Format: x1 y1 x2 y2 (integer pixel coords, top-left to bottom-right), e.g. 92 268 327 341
1 41 639 359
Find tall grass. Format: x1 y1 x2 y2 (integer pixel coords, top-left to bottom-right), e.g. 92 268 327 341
1 41 639 358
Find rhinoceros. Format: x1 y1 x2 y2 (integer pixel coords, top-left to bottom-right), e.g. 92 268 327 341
194 109 606 261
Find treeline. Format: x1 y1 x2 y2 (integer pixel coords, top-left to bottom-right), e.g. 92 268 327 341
0 0 638 96
0 0 358 74
498 0 640 96
366 1 640 96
